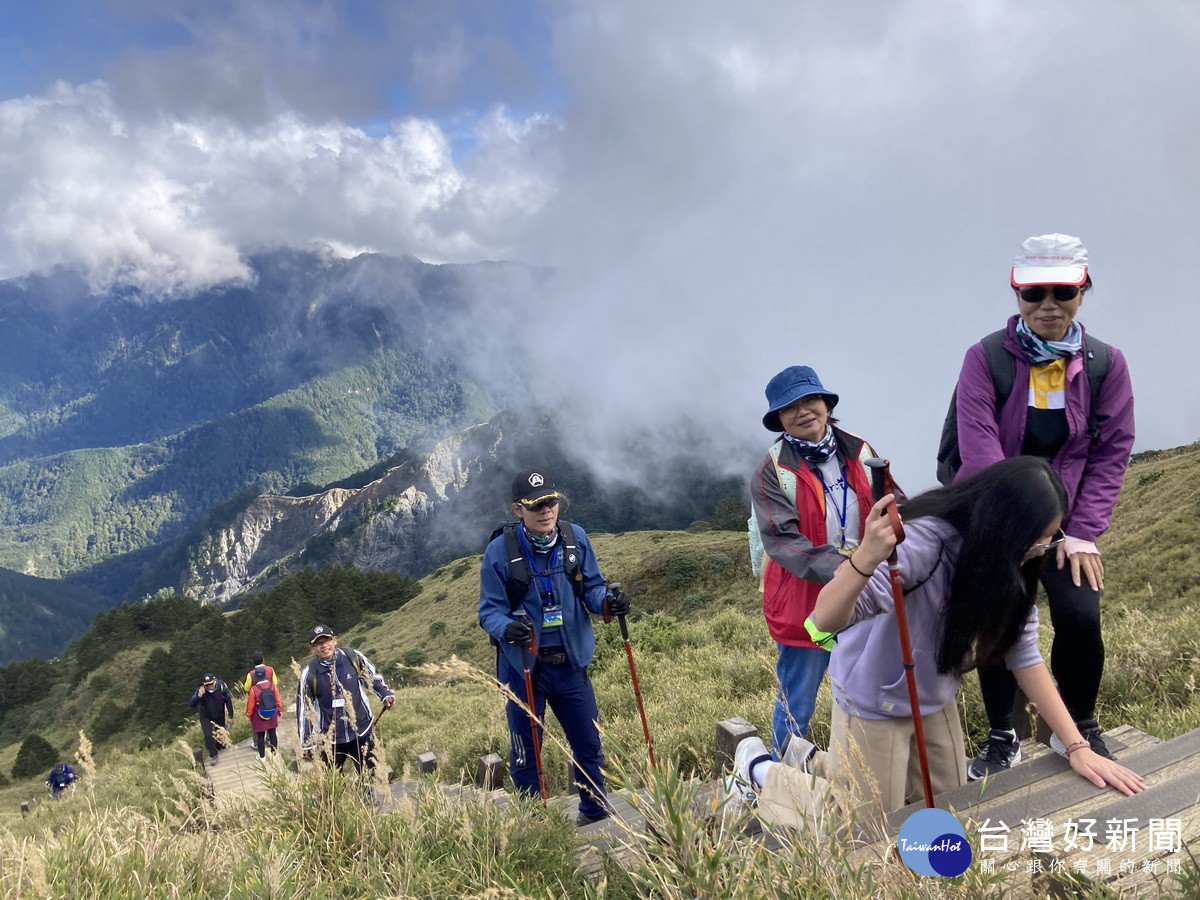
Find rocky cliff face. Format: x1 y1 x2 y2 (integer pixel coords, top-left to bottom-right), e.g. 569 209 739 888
185 419 506 604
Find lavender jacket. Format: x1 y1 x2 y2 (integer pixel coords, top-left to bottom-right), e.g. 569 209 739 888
829 518 1042 720
954 315 1135 542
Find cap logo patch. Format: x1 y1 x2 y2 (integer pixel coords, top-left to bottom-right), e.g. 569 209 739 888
528 473 544 487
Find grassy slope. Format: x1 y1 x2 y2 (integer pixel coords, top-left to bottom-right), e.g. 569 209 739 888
351 444 1200 788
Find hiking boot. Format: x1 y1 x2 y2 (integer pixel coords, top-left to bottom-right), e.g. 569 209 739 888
1050 724 1116 761
209 755 218 766
967 729 1021 780
576 811 609 827
780 733 818 772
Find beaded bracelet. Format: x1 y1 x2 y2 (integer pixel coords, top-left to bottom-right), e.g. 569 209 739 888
1064 740 1090 757
847 555 871 578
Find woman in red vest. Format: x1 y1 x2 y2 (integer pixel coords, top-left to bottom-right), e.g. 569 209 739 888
246 668 283 760
750 365 880 758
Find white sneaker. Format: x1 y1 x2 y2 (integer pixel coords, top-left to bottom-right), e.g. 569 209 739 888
781 734 818 772
718 735 773 812
720 774 757 812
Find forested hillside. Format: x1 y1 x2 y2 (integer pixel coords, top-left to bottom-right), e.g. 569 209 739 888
0 251 521 591
0 567 103 661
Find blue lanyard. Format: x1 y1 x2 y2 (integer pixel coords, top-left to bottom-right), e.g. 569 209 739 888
517 527 561 603
813 463 850 549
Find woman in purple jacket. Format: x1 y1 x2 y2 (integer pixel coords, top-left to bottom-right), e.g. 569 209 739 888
956 234 1135 779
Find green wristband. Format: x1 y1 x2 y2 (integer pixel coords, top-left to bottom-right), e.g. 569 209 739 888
804 616 836 652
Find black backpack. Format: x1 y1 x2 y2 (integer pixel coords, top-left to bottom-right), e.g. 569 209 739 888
252 666 278 719
936 329 1111 485
483 522 587 645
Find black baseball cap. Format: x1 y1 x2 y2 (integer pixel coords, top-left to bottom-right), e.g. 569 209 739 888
202 674 217 684
512 467 559 507
308 624 337 644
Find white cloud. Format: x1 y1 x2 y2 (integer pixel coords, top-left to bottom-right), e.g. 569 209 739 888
0 80 557 294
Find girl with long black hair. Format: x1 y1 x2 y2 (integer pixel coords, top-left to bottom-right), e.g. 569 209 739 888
728 457 1144 824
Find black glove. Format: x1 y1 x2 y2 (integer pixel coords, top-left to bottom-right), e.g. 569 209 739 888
606 587 630 617
504 619 533 646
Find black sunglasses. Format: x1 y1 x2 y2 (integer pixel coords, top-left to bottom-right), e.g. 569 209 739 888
1017 284 1082 304
528 498 560 512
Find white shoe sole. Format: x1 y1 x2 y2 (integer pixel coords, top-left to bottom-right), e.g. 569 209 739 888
966 747 1021 780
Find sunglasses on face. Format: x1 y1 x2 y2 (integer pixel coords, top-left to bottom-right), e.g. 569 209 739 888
528 498 560 512
1017 284 1082 304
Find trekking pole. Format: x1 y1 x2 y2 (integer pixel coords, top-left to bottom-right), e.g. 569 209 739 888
864 458 935 809
604 583 656 770
369 699 391 732
513 609 548 805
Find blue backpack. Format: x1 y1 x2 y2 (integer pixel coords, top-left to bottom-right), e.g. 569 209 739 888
252 666 278 719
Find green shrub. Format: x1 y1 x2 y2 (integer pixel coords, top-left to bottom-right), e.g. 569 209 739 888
402 649 428 667
707 553 733 574
428 621 446 638
665 553 700 590
682 593 712 614
12 733 59 780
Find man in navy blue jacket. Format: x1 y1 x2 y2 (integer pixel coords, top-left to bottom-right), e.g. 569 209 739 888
297 625 395 775
478 467 628 825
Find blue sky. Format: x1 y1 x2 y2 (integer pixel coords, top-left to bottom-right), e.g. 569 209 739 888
0 1 1197 481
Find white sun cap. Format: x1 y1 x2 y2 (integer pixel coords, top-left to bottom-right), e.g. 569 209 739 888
1011 233 1089 286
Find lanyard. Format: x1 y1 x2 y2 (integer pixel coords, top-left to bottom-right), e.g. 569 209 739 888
813 462 850 549
517 527 561 603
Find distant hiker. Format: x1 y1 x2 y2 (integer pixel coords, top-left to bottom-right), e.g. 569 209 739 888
939 234 1135 780
247 664 283 760
478 467 626 826
749 365 884 758
726 458 1145 828
189 673 234 766
243 651 278 693
297 625 395 775
45 762 76 798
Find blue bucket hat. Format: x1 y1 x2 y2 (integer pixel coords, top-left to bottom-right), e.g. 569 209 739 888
762 366 839 432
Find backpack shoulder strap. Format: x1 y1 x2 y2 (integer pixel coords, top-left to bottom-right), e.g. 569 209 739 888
1082 333 1112 439
981 329 1016 405
501 523 530 610
766 441 798 507
557 520 586 600
340 648 370 685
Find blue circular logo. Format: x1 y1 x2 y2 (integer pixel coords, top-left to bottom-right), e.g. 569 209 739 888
897 808 972 877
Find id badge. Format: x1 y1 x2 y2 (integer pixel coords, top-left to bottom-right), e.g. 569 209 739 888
543 604 563 628
332 697 346 708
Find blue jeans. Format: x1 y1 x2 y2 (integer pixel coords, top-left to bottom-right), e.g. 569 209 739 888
771 643 831 758
499 654 608 820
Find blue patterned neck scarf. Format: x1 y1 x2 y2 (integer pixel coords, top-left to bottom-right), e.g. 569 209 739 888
1014 318 1083 365
783 425 838 463
526 528 559 552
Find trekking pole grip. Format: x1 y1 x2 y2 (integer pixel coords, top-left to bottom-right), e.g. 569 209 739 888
864 457 888 504
864 458 905 548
